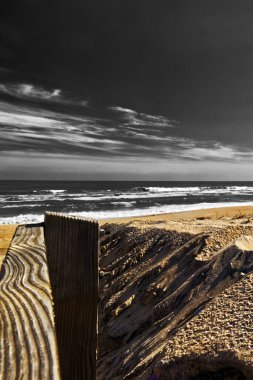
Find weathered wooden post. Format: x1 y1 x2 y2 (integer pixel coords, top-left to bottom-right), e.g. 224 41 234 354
44 212 99 380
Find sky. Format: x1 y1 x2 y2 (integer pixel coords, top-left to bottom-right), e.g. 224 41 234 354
1 0 253 180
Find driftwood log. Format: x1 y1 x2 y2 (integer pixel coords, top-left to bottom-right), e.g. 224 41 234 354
44 212 99 380
0 224 60 379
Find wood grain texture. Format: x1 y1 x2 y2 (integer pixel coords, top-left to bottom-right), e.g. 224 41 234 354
44 212 99 380
0 224 60 380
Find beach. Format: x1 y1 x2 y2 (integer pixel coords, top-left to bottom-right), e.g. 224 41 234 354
100 204 253 228
3 204 253 259
0 223 17 268
97 205 253 379
3 204 253 238
2 205 253 378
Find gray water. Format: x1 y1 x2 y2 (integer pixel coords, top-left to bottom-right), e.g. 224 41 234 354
1 181 253 224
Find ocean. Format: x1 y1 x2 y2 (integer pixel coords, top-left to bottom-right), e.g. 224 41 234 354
1 181 253 224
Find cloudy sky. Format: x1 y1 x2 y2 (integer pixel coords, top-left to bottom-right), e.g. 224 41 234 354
1 0 253 180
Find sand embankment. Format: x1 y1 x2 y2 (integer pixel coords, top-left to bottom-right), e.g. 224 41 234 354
98 205 253 379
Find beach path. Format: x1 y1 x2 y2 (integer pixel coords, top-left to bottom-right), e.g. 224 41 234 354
0 214 99 380
0 224 60 379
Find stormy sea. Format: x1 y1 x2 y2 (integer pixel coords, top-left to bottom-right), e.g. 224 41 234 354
1 181 253 224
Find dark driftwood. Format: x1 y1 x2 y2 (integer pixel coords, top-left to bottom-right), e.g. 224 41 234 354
0 224 60 379
44 212 99 380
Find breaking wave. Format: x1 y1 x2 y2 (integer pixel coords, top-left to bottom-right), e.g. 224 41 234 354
1 201 253 225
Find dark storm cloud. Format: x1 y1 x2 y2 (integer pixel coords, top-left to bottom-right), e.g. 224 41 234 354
1 1 253 179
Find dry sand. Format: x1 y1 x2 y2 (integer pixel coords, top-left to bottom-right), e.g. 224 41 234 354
2 206 253 378
0 224 17 268
97 205 253 379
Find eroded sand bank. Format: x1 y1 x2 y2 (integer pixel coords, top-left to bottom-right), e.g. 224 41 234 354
98 205 253 379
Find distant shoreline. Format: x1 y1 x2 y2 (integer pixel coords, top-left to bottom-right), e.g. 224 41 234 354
2 204 253 226
99 204 253 225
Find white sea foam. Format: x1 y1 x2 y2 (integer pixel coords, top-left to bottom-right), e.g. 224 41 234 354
145 186 202 193
2 203 45 208
2 186 253 205
0 192 68 203
1 201 253 224
142 185 253 194
70 186 253 202
47 190 66 194
71 201 253 220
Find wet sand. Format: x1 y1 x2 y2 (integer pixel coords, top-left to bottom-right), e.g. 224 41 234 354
2 205 253 253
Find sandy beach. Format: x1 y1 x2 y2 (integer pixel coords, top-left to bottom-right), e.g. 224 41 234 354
99 204 253 226
2 205 253 378
0 223 17 268
2 204 253 256
97 204 253 379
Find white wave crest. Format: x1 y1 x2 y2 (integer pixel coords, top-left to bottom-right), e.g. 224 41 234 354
47 190 66 194
1 201 253 224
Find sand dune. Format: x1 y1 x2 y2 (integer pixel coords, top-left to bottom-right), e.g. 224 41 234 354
98 206 253 379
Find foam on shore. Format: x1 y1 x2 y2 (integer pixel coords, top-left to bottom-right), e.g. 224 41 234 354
1 201 253 224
